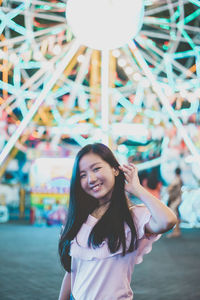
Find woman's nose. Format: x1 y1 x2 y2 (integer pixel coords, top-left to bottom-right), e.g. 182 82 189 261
88 172 96 184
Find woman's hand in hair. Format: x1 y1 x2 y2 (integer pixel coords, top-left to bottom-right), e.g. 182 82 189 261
119 163 142 197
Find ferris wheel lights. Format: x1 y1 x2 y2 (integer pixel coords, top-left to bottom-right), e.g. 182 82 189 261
33 50 43 61
145 0 155 6
0 40 81 165
41 61 50 70
143 79 150 88
9 53 19 64
66 0 144 50
185 155 195 164
125 66 133 75
77 54 85 63
163 85 173 97
1 0 200 178
41 5 51 11
170 31 176 41
118 144 128 154
21 50 32 62
162 44 168 51
118 58 126 67
112 49 121 58
194 88 200 97
0 49 6 59
52 45 62 55
180 90 187 98
112 123 149 139
132 72 142 81
189 0 200 8
14 74 20 84
7 124 17 135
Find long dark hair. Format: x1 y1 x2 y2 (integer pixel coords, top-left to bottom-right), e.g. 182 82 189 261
59 143 138 272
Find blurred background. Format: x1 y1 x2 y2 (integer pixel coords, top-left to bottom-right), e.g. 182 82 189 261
0 0 200 299
0 0 200 228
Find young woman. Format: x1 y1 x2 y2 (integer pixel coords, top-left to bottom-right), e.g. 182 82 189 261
58 143 177 300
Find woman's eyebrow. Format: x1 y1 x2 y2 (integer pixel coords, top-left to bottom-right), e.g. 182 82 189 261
80 162 102 173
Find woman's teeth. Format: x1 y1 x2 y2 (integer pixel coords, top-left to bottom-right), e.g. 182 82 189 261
92 183 102 192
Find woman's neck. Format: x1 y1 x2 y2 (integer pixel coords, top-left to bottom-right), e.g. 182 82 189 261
98 198 111 207
91 200 111 219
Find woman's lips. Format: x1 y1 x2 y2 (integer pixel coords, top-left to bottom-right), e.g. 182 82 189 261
91 183 103 192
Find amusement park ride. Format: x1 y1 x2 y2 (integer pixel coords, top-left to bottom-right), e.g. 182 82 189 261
0 0 200 225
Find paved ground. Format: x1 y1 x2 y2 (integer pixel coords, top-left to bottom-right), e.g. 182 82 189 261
0 221 200 300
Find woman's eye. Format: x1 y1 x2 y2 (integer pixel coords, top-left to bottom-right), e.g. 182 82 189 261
80 174 86 179
93 167 101 172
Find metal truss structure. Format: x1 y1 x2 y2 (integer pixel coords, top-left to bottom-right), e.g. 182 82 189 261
0 0 200 178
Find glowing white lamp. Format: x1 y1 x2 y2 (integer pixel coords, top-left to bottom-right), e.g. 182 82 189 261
66 0 144 50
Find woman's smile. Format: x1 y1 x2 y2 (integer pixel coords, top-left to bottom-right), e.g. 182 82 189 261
90 182 103 192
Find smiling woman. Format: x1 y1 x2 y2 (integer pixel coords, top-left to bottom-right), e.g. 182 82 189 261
58 143 177 300
79 152 118 207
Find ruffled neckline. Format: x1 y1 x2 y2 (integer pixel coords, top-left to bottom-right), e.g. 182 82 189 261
70 205 161 262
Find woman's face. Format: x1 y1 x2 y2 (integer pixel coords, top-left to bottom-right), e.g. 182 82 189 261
79 152 118 204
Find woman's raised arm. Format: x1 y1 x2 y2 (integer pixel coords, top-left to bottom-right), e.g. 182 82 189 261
119 164 177 234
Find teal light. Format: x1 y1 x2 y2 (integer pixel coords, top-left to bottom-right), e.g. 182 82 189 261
57 3 67 8
51 107 63 125
170 31 176 41
19 100 28 117
0 80 38 98
163 45 168 51
20 62 41 69
177 8 200 50
51 27 66 35
0 4 27 36
14 66 21 88
177 23 196 49
188 0 200 7
164 54 175 91
38 5 51 11
173 50 195 59
195 47 200 83
160 25 170 30
174 7 180 20
181 30 196 49
144 17 170 25
184 8 200 24
145 0 154 6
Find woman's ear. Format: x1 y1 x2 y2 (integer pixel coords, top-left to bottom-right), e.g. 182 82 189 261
114 168 119 176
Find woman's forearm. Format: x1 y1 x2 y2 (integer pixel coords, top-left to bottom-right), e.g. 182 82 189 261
58 272 71 300
135 185 177 234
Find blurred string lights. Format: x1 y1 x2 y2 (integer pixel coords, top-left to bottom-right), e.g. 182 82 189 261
0 0 200 180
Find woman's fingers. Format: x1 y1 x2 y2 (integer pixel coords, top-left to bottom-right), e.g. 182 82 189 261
121 164 136 173
119 164 136 182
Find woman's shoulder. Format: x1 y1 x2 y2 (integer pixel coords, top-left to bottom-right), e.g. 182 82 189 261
129 203 146 212
128 204 150 224
128 204 160 242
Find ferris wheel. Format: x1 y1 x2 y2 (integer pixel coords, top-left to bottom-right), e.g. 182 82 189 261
0 0 200 174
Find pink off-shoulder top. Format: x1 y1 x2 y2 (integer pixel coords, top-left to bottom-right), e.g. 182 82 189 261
70 205 161 300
